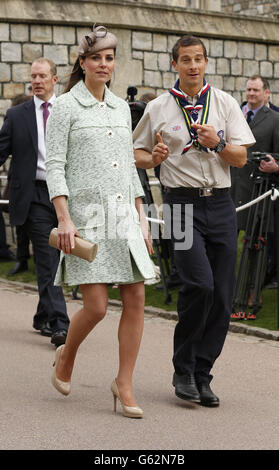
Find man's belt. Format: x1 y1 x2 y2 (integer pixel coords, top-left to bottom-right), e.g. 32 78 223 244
166 187 229 198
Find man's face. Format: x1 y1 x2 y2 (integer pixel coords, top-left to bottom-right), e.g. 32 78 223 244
246 78 265 110
172 44 208 93
31 61 58 101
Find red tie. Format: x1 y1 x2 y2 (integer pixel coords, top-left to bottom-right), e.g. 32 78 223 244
42 102 50 135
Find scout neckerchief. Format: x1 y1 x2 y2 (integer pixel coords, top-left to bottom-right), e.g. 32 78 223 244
169 79 211 154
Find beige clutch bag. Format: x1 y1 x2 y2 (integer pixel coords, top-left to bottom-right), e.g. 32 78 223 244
49 228 98 262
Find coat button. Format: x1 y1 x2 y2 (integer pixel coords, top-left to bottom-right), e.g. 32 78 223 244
112 161 119 168
107 130 113 137
116 193 123 201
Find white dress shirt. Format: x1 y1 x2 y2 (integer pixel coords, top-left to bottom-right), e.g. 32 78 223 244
34 94 56 181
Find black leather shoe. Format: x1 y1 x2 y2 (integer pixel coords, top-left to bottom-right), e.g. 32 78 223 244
33 319 45 331
51 329 67 346
172 372 200 402
8 260 28 276
40 321 53 337
197 382 220 407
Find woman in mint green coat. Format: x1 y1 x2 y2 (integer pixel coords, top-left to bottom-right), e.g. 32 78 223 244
46 26 154 419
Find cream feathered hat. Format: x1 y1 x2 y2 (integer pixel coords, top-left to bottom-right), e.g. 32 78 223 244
78 24 118 56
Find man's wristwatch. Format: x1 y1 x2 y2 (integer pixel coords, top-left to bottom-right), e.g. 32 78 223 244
210 138 226 153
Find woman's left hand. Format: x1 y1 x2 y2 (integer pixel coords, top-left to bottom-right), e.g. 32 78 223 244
141 222 154 255
135 197 154 255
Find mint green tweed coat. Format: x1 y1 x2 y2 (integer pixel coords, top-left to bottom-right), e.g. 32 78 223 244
45 80 155 286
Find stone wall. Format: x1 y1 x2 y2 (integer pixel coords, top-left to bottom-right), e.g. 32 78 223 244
131 31 279 106
0 0 279 128
221 0 279 17
108 0 222 10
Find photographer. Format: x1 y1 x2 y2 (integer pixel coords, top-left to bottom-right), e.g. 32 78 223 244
231 75 279 308
231 75 279 229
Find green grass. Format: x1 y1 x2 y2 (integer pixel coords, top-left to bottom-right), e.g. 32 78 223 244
0 256 37 284
1 238 278 330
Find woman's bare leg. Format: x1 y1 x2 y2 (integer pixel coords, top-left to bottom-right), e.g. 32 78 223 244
116 281 145 406
55 283 108 382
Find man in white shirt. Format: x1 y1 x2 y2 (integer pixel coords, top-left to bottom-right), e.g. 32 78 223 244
134 35 255 407
0 58 69 346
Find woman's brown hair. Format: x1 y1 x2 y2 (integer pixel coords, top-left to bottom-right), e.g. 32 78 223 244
63 57 85 93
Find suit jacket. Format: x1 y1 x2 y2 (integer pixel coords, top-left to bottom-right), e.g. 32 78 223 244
231 105 279 229
270 102 279 113
0 98 39 226
241 100 279 113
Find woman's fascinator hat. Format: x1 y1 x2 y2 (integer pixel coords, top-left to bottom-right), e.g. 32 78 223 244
78 24 118 56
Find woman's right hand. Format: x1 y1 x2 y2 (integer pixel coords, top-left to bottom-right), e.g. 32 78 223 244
57 218 80 254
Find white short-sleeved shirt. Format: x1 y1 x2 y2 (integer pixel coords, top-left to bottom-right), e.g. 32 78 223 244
133 87 256 188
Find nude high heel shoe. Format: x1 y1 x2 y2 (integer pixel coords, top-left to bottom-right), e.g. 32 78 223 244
51 345 71 396
111 379 143 418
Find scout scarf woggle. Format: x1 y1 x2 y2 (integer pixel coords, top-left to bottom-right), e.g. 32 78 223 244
169 79 211 154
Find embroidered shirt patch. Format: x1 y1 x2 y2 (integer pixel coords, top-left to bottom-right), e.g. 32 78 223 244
171 125 182 132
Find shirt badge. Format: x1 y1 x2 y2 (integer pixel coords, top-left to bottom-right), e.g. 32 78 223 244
171 125 182 132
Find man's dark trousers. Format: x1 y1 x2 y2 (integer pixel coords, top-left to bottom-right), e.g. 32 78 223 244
164 189 237 385
24 181 69 332
0 210 9 256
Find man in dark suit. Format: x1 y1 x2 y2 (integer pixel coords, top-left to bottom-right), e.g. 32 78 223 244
0 57 69 346
6 93 32 276
0 192 16 261
241 77 279 113
231 75 279 313
231 74 279 231
263 80 279 113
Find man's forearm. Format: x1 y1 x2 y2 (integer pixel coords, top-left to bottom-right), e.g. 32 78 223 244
218 144 247 168
134 149 155 169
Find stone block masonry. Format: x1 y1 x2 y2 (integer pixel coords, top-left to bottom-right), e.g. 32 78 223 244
221 0 279 17
0 1 278 129
131 32 279 106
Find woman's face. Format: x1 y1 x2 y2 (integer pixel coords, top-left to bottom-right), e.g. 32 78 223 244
80 48 115 85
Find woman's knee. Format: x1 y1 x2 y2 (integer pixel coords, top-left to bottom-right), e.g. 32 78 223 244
84 305 107 326
80 283 108 325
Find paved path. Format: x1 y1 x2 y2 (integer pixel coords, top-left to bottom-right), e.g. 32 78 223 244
0 280 279 451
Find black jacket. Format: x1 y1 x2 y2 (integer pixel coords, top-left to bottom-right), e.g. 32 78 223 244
0 98 39 226
231 105 279 230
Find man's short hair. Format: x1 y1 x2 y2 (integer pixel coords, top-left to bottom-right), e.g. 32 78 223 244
172 35 208 63
32 57 57 76
247 75 270 90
